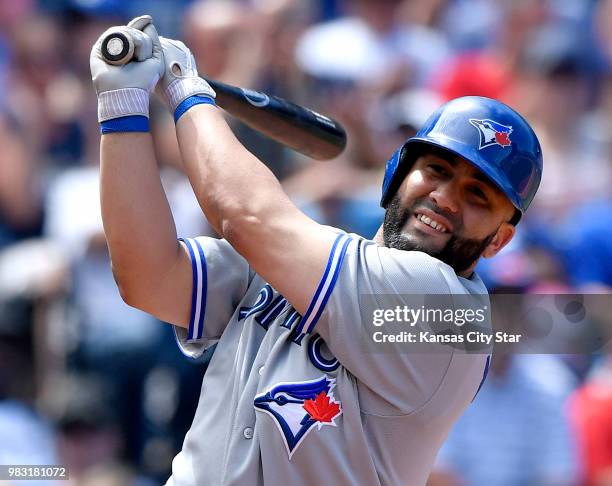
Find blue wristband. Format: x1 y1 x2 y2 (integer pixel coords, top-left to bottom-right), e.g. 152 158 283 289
100 115 149 134
174 95 216 122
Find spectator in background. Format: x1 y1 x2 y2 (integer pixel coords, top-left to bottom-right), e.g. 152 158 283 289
558 199 612 290
517 24 607 222
511 21 612 293
183 0 263 88
433 0 548 103
0 399 59 486
571 355 612 486
437 0 591 52
0 0 35 109
8 13 86 168
0 115 43 248
428 353 579 486
183 0 313 180
550 0 612 292
295 0 449 90
0 253 60 486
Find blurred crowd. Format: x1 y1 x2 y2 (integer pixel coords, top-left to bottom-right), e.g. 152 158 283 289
0 0 611 484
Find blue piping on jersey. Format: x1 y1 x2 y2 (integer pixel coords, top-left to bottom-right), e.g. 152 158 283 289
180 238 207 340
193 238 208 339
304 235 351 336
180 238 199 340
292 234 351 344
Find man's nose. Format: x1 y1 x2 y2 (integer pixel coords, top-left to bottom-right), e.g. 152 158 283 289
430 181 460 214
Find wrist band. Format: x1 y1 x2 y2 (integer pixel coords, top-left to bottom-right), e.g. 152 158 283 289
98 88 149 123
174 95 216 122
100 115 150 134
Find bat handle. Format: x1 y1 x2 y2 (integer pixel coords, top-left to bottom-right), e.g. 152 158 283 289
100 29 134 66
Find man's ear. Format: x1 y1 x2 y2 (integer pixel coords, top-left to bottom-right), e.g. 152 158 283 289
482 222 516 259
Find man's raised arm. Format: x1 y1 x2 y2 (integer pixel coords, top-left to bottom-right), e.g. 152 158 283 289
158 38 339 316
92 17 191 326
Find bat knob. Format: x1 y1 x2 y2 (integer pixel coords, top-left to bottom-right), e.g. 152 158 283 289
101 30 134 66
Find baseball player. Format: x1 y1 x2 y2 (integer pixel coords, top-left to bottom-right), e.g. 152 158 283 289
90 16 542 485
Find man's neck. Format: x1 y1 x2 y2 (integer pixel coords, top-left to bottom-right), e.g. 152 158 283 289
373 226 385 246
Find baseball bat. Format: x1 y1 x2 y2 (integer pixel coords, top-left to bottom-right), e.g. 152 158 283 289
100 30 346 160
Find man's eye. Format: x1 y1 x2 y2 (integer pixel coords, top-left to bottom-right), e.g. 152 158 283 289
429 164 446 175
469 186 487 201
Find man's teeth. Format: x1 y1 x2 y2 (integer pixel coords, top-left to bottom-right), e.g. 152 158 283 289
416 214 447 233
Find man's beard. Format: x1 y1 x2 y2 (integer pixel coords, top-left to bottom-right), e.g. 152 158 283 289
382 194 497 274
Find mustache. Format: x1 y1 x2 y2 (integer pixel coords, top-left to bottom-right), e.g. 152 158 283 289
401 197 462 234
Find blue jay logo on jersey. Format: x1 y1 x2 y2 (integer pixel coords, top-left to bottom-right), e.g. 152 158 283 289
254 376 342 459
469 118 513 149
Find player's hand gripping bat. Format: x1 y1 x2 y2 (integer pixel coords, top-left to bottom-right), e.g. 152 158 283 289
100 28 346 160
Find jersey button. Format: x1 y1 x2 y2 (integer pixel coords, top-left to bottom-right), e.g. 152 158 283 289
258 366 265 376
243 427 254 440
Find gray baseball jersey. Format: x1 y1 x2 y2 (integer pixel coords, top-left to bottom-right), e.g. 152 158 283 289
165 232 490 486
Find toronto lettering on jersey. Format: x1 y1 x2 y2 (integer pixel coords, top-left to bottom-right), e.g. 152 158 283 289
239 285 339 371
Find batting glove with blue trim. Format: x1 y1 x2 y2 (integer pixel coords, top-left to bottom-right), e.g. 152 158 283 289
90 15 164 123
158 37 216 120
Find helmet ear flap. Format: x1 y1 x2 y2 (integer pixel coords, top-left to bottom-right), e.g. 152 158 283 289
381 145 405 208
380 143 424 209
508 209 521 226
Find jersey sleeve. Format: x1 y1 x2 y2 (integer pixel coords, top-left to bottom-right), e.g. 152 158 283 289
174 236 252 359
293 233 488 414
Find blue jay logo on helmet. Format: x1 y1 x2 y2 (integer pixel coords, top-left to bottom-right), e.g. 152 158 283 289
469 118 513 149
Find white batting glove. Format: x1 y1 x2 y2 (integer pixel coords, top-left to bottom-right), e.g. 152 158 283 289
158 37 216 121
90 15 164 127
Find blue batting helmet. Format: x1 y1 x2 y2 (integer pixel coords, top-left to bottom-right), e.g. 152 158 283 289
380 96 543 224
